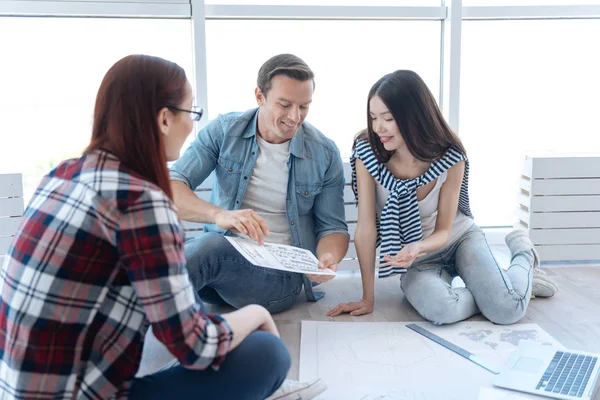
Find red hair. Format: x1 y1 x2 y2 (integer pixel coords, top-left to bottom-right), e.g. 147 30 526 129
85 54 188 199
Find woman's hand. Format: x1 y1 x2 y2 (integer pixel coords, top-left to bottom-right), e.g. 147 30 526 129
326 298 374 317
381 242 423 269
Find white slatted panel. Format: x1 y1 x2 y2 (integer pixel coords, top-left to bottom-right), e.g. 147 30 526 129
0 236 14 256
517 154 600 262
1 174 24 257
517 208 600 229
0 174 23 198
528 228 600 246
518 192 600 213
0 198 25 218
537 245 600 262
0 217 22 236
522 153 600 179
195 191 211 202
520 177 600 196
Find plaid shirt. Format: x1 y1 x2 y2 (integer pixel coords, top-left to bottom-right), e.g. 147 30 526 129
0 150 232 399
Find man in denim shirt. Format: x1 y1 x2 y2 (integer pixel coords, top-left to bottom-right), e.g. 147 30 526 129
170 54 349 318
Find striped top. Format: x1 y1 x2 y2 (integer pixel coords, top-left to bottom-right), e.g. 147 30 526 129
351 140 473 278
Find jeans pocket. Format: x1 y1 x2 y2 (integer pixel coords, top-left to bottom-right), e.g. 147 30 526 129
262 282 302 314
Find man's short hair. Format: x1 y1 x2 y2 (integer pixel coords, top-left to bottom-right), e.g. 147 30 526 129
257 54 315 96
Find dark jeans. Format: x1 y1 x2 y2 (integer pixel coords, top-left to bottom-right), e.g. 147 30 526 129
184 233 304 314
130 331 290 400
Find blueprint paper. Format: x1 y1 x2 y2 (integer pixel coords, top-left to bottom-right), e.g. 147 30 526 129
300 321 563 400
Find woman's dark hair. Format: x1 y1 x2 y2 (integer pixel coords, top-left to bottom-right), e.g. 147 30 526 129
85 54 189 199
355 70 466 164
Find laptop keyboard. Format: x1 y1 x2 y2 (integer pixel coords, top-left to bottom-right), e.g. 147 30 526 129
536 351 597 398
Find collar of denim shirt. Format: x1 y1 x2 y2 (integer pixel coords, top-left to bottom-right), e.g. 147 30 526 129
241 108 306 159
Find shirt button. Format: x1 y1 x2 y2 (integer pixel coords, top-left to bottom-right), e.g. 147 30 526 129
286 196 290 200
290 221 295 226
236 201 239 204
304 191 309 196
227 168 233 172
243 176 248 180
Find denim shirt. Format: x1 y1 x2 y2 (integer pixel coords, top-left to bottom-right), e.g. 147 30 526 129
170 108 349 301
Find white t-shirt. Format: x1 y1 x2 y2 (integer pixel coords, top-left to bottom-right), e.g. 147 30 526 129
236 135 292 245
375 170 473 245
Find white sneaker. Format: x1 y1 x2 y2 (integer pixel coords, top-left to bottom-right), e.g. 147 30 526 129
531 268 558 298
505 229 557 298
265 378 327 400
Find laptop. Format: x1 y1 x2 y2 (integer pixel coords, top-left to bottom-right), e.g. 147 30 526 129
493 342 600 399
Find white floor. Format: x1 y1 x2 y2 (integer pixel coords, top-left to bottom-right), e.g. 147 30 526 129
136 245 600 386
137 245 507 377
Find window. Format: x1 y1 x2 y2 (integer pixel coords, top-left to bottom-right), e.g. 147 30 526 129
0 18 194 203
464 0 600 5
460 19 600 226
206 0 441 5
205 20 441 159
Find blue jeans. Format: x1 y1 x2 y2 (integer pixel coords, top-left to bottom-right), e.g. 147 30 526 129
184 233 304 314
401 225 533 325
130 331 290 400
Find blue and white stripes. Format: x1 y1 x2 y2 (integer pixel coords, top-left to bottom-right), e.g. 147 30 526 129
350 140 473 278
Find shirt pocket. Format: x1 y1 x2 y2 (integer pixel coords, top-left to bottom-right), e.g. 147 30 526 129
216 157 244 198
295 184 322 216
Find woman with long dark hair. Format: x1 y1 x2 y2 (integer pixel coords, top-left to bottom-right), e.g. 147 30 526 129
328 70 556 325
0 54 290 399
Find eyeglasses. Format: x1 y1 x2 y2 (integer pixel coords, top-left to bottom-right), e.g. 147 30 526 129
167 105 204 122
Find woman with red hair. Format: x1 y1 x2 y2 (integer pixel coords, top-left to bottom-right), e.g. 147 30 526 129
0 54 290 399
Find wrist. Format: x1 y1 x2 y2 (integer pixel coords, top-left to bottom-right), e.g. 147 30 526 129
414 241 424 254
209 208 225 224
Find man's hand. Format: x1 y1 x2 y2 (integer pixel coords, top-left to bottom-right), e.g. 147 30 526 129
305 253 337 284
327 298 374 317
214 209 269 245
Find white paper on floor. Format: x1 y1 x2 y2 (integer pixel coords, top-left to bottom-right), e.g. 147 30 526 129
300 321 563 400
478 387 545 399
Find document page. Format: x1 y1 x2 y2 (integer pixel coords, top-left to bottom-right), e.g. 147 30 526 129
225 237 335 275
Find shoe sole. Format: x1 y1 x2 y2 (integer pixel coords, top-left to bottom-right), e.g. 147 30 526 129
271 378 328 400
533 280 558 298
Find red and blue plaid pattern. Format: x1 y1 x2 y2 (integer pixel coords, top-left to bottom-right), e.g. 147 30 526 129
0 150 232 399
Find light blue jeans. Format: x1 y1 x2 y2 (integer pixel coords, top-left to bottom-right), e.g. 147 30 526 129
184 233 304 314
400 224 533 325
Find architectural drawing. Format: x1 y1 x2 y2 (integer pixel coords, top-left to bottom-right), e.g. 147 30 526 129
264 243 320 271
300 321 563 400
224 237 334 275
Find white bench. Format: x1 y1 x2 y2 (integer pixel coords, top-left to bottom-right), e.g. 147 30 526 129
0 170 361 269
0 174 25 265
181 163 362 270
